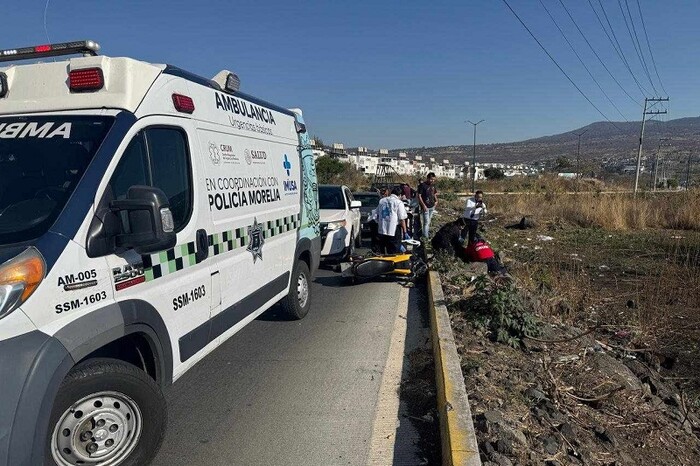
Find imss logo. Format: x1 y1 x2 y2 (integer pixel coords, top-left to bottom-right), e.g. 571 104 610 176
282 154 298 194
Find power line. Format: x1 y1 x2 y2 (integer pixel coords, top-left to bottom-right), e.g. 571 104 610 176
585 0 642 106
635 0 667 95
594 0 650 97
623 0 658 95
556 0 644 111
500 0 623 131
538 0 628 121
618 0 658 95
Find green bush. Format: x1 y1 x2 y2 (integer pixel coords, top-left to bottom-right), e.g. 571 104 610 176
466 276 540 348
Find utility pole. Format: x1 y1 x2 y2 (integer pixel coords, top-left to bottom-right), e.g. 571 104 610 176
652 138 669 191
634 97 669 196
467 119 485 192
575 129 588 182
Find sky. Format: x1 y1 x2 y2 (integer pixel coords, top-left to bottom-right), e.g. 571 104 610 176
1 0 698 148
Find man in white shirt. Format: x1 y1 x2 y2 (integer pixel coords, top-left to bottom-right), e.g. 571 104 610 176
376 186 408 254
462 190 486 244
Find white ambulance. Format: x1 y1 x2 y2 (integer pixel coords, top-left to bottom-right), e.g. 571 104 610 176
0 40 320 466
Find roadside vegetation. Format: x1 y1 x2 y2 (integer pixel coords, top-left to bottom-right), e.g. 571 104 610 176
430 184 700 465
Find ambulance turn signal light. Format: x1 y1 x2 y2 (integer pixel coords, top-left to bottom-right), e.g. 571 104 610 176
69 68 104 92
0 248 45 320
172 94 195 114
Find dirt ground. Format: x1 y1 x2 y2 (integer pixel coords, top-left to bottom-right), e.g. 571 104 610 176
431 199 700 466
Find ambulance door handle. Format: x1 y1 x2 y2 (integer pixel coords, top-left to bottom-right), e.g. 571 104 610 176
196 229 209 263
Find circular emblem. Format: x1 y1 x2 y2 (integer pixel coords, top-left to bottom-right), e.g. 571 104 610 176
244 149 252 165
208 143 221 165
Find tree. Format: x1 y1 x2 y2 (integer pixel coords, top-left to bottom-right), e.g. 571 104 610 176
484 167 505 180
555 156 572 170
315 156 345 183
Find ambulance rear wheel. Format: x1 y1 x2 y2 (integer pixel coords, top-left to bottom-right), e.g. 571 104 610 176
281 260 311 320
46 359 166 466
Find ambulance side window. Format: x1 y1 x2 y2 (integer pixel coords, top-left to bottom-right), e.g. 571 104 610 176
109 127 192 232
144 128 192 231
111 136 148 201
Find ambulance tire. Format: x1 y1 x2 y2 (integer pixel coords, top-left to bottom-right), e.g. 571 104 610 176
46 358 166 466
281 260 311 320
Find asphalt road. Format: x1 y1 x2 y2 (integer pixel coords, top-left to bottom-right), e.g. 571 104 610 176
151 265 421 466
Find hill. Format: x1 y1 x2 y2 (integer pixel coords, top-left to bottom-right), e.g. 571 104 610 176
391 116 700 167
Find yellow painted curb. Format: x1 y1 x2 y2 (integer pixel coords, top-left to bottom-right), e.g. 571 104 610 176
428 270 481 466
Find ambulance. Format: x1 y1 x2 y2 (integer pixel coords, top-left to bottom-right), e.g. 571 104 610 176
0 40 320 466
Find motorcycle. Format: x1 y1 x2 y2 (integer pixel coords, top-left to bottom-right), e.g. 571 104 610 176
339 239 427 284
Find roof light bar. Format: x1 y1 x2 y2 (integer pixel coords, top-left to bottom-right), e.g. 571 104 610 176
0 40 100 63
0 72 7 98
172 94 195 114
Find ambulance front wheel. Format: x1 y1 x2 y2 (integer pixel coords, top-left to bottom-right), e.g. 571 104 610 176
281 260 311 320
46 358 166 466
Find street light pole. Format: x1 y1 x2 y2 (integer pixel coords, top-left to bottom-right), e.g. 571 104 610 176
574 129 588 181
467 119 485 192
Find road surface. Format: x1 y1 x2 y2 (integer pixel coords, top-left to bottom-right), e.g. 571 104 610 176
151 266 428 466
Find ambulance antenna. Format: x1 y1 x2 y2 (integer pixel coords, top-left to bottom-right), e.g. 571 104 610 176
43 0 52 44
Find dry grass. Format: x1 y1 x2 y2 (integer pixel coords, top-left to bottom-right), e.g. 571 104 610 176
437 191 700 390
486 191 700 231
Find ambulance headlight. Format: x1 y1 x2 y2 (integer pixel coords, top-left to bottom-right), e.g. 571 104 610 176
0 248 45 320
326 220 347 231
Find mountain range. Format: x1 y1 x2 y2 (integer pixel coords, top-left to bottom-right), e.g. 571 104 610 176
390 116 700 167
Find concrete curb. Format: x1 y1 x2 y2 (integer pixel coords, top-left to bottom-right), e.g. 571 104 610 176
428 270 481 466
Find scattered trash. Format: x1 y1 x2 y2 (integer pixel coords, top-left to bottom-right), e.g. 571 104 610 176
570 253 579 257
671 235 683 239
534 246 542 250
599 265 609 270
536 235 554 241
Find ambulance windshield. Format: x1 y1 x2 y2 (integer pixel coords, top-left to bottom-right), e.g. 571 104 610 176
0 115 114 245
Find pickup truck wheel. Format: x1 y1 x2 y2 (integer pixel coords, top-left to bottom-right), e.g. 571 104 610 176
46 359 166 466
281 260 311 319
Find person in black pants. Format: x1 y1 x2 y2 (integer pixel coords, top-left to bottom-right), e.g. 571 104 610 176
462 190 487 244
376 187 408 254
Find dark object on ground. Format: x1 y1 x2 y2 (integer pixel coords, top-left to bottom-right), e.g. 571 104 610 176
506 216 536 230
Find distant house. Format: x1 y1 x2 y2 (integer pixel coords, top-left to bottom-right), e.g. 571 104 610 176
622 165 644 173
557 173 578 179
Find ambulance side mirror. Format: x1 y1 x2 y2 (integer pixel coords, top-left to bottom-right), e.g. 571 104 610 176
350 200 362 209
109 186 177 255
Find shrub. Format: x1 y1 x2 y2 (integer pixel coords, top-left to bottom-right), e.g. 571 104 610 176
465 276 540 348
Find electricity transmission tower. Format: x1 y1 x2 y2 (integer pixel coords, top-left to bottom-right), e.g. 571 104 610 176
634 97 669 195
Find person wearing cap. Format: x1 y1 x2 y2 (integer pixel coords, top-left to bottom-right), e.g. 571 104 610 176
376 186 408 254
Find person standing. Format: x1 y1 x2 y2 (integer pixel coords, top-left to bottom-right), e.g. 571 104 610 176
417 172 438 238
377 186 408 254
462 190 487 244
